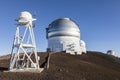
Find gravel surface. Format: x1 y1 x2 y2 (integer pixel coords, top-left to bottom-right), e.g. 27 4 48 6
0 51 120 80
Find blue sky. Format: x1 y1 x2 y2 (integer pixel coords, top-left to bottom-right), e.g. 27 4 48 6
0 0 120 56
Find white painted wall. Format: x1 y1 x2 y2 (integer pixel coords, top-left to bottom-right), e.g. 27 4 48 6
48 36 82 54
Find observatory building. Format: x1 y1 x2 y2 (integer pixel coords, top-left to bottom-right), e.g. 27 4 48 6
80 40 87 53
46 18 86 55
107 50 116 56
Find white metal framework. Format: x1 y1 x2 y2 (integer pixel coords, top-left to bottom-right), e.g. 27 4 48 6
9 11 39 70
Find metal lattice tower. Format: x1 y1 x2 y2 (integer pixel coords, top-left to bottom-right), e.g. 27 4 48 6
9 11 39 71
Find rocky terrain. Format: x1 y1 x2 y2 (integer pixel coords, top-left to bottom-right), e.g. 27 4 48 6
0 51 120 80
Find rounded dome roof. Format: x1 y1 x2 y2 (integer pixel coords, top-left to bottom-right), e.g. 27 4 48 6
19 11 33 20
80 40 86 47
17 11 36 24
47 18 80 32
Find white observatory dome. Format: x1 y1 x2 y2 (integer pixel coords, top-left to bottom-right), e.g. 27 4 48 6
80 40 87 53
46 18 82 55
47 18 80 38
17 11 36 25
107 50 116 56
80 40 86 47
20 11 32 20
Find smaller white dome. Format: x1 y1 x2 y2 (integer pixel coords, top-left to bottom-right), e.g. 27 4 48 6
107 50 116 56
80 40 86 53
80 40 86 47
17 11 36 24
19 11 32 20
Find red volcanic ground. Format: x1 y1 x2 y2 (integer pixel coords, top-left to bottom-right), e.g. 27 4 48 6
0 51 120 80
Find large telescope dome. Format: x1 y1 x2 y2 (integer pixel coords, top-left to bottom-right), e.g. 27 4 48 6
46 18 82 55
48 18 80 31
46 18 80 38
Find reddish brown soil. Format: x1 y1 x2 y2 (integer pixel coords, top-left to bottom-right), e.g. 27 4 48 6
0 51 120 80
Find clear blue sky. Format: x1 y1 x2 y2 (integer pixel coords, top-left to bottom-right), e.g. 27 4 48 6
0 0 120 56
